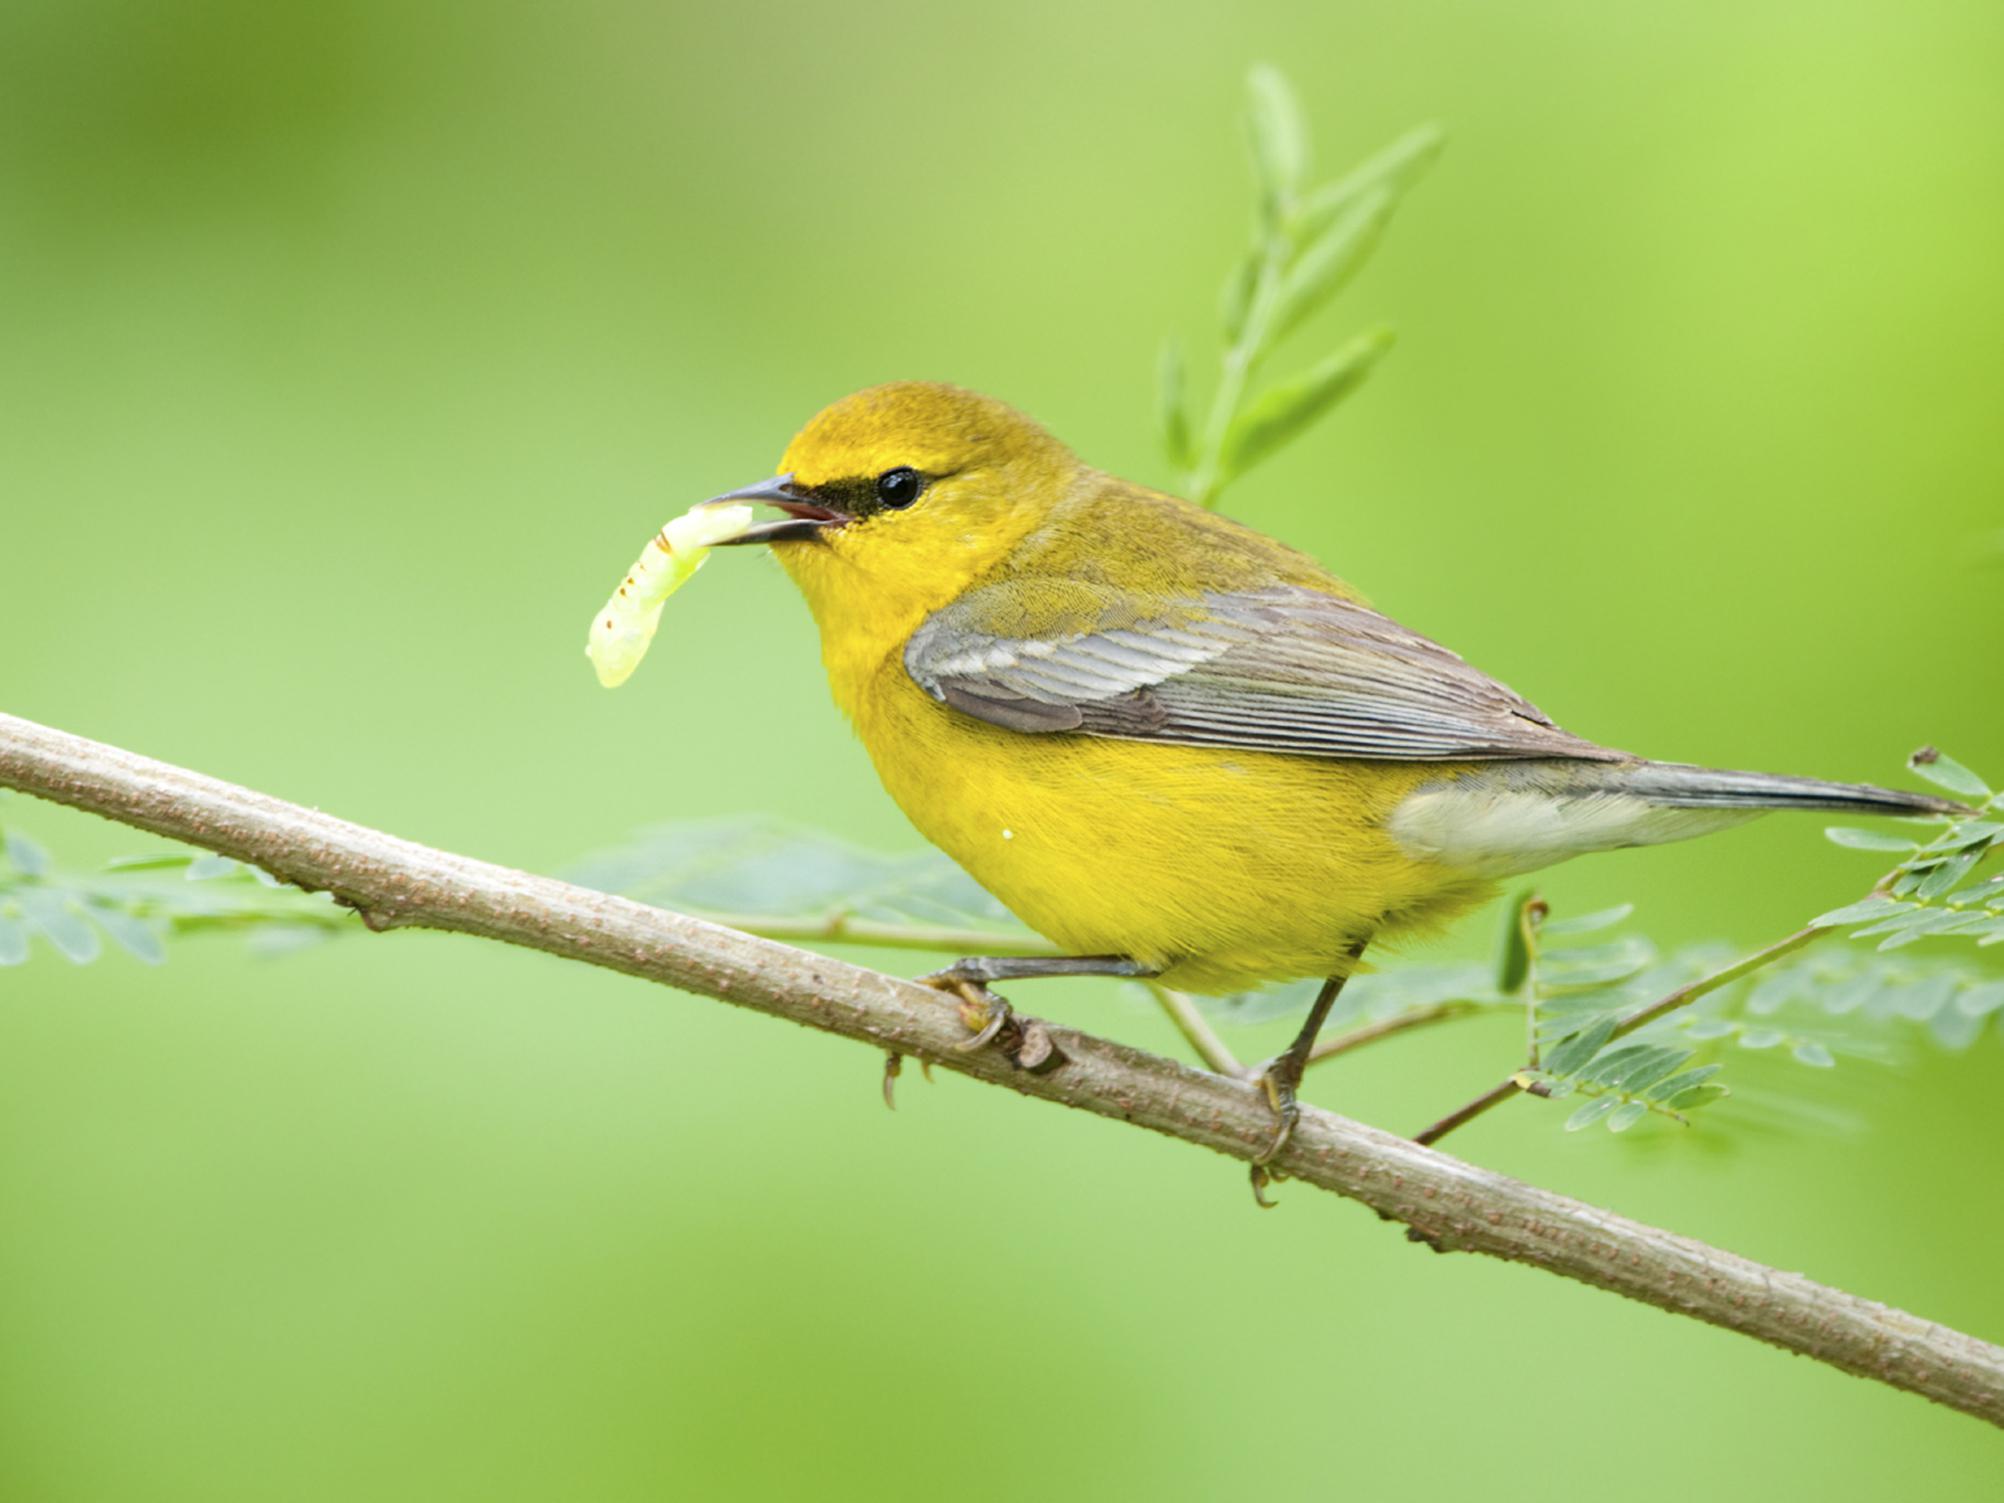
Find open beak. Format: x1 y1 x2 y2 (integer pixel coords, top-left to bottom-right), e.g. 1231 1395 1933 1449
702 474 847 545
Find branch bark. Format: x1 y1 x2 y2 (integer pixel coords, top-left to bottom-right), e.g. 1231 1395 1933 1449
3 709 2001 1427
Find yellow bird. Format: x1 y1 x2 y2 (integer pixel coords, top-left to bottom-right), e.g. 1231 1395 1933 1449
705 381 1955 1158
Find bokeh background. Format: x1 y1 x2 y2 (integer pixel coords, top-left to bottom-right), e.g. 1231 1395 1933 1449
4 1 2003 1496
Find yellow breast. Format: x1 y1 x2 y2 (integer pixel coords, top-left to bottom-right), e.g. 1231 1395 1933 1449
841 650 1492 994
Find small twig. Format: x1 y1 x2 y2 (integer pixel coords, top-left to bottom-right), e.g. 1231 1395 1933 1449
687 910 1058 959
1412 1078 1521 1147
1305 1001 1479 1066
1604 923 1826 1040
1413 923 1829 1147
1147 982 1247 1077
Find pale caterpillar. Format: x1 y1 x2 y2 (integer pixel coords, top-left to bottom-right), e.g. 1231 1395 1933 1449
584 502 755 688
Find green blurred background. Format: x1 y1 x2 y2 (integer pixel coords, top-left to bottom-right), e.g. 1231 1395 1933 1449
4 0 2002 1496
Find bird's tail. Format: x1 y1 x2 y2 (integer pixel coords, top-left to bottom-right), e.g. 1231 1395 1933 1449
1619 761 1968 819
1387 758 1967 877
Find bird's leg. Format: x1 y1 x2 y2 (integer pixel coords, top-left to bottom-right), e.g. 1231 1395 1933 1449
918 955 1157 1053
1249 938 1370 1205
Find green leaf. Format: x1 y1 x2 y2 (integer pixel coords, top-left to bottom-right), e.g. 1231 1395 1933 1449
563 817 1025 936
1539 942 1653 993
1245 65 1309 218
186 854 242 881
1791 1040 1836 1068
87 906 168 965
21 893 100 964
1957 980 2004 1018
1292 122 1445 242
1539 903 1635 938
1907 749 1991 799
1953 876 2004 910
1745 969 1799 1015
1738 1027 1784 1050
1493 888 1537 993
1937 821 2004 851
1201 976 1328 1027
104 852 203 873
1818 971 1883 1015
1583 1044 1689 1093
1605 1101 1651 1133
1667 1082 1727 1111
1219 327 1395 483
1543 1016 1617 1077
1890 972 1958 1020
1218 249 1261 345
1877 908 1977 950
5 830 53 877
0 913 27 965
1823 827 1919 853
1809 896 1908 928
1646 1064 1721 1102
1156 338 1194 470
1928 1005 1986 1051
1847 905 1964 946
1913 848 1981 900
1270 189 1394 342
1565 1097 1617 1131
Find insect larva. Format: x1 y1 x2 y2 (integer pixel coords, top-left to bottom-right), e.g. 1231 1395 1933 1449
585 502 756 688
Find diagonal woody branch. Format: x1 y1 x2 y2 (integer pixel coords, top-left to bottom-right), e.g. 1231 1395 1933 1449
2 709 2000 1427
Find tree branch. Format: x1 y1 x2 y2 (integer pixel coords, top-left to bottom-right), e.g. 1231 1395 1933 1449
2 709 2000 1428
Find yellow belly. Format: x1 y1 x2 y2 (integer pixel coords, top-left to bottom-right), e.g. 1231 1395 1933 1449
854 664 1493 994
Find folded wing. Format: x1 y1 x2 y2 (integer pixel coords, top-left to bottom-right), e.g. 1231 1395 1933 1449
903 583 1621 762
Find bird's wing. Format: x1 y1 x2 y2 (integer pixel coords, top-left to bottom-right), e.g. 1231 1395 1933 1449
903 582 1621 762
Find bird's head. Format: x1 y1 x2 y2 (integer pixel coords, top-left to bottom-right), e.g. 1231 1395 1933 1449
710 382 1080 634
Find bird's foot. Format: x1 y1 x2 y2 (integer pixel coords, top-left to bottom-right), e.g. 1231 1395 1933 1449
1253 1055 1305 1164
918 969 1015 1053
1245 1055 1307 1207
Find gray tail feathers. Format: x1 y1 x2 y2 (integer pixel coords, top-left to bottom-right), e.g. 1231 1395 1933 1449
1622 761 1968 819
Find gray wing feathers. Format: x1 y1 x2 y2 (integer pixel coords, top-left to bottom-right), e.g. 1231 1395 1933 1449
905 585 1620 764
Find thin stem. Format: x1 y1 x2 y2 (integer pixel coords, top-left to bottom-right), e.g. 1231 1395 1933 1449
1412 1079 1520 1148
3 709 2001 1428
1604 923 1825 1041
696 911 1058 958
1305 1000 1478 1066
1413 922 1829 1148
1187 238 1288 507
1147 983 1246 1077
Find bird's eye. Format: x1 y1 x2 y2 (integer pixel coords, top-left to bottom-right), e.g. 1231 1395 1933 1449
874 467 923 509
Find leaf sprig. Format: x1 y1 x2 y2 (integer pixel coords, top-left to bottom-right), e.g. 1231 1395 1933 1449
1814 750 2004 950
1158 65 1443 508
0 805 345 967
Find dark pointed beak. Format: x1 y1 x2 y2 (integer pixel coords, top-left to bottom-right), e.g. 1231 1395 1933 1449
702 474 847 545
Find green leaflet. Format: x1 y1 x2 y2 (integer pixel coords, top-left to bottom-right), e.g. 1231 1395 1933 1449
1217 328 1395 484
1907 749 1992 800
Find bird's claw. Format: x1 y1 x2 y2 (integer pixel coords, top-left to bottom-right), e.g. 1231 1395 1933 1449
880 1052 935 1110
953 992 1013 1052
1253 1061 1303 1166
1243 1057 1306 1205
919 970 1015 1054
1248 1163 1282 1209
